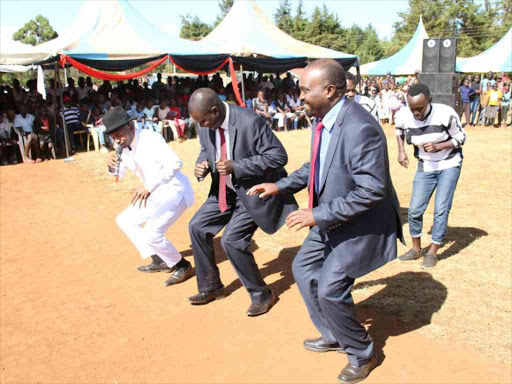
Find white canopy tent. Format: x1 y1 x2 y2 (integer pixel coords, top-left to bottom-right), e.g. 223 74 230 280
200 0 359 65
359 17 429 76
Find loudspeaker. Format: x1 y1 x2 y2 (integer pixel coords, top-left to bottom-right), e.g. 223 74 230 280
422 39 440 73
432 93 462 116
420 73 459 94
438 38 457 73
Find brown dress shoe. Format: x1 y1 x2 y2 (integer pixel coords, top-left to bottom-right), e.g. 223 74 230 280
164 261 193 286
338 354 377 383
247 290 275 317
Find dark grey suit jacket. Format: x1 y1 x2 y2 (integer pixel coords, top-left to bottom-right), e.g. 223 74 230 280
196 104 298 234
276 99 405 278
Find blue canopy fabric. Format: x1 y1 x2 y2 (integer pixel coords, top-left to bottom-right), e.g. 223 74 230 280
456 28 512 73
360 17 429 76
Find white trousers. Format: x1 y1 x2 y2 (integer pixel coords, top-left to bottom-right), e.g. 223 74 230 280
116 194 188 268
274 112 295 128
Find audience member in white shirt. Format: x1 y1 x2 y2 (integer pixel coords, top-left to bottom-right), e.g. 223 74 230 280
0 110 18 165
14 104 40 163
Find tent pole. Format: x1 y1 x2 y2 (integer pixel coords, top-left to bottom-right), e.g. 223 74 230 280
59 69 70 159
356 64 361 93
53 62 58 146
240 64 246 103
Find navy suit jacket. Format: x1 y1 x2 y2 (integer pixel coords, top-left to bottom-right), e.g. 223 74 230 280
276 99 405 278
196 104 298 234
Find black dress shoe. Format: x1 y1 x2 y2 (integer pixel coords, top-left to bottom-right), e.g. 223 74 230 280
338 354 377 383
304 337 345 353
137 262 174 273
247 290 275 316
188 287 226 305
164 261 193 286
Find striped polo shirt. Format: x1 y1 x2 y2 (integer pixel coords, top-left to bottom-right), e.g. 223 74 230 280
395 103 466 172
354 95 378 121
60 107 81 125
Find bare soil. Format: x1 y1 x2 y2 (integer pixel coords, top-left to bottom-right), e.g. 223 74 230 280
1 125 510 383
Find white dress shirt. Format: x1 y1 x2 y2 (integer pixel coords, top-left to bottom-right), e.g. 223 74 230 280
215 102 234 190
115 128 194 207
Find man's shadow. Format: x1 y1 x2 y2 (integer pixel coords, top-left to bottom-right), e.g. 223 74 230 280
399 207 488 261
181 239 299 301
353 271 447 366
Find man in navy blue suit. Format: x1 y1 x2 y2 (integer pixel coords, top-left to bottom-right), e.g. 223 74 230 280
249 59 404 383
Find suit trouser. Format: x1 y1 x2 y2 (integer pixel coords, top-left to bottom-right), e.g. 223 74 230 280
293 225 374 367
188 191 269 303
116 195 187 268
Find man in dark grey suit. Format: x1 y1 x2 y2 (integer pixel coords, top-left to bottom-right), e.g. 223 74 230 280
249 60 404 382
187 88 298 316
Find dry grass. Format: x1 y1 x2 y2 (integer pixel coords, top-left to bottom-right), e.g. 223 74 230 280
76 124 512 364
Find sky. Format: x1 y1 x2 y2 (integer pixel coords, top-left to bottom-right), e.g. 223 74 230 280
0 0 410 42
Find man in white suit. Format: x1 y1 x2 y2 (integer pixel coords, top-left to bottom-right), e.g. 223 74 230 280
104 106 195 286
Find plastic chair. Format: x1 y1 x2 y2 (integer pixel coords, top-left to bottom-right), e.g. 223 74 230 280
86 124 99 152
73 128 88 148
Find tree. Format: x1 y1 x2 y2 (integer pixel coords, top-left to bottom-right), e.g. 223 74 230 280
274 0 294 34
388 0 503 58
214 0 234 26
358 25 385 64
13 15 58 46
292 0 307 39
302 6 346 52
179 14 213 41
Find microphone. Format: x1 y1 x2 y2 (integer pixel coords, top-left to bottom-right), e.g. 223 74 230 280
114 145 123 182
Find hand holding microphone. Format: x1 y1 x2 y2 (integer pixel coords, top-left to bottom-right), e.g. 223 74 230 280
107 145 123 182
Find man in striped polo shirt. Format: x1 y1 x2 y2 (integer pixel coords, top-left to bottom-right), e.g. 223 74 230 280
395 83 466 268
60 96 81 151
345 72 379 121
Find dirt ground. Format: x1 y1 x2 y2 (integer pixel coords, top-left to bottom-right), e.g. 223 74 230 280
1 124 511 383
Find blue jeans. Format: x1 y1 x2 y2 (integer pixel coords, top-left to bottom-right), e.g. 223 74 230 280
469 98 480 125
408 165 461 245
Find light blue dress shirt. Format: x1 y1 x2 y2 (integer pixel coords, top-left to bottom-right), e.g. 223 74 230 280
315 97 345 192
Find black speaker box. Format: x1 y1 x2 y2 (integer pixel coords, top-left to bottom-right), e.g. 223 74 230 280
438 38 457 73
422 39 440 73
432 93 462 116
420 73 459 94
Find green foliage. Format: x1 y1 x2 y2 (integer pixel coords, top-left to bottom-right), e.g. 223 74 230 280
179 14 213 41
273 0 294 34
390 0 510 58
12 15 58 46
214 0 235 26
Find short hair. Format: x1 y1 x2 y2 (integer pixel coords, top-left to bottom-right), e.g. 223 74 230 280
188 88 222 115
408 83 430 98
345 72 356 83
307 59 346 92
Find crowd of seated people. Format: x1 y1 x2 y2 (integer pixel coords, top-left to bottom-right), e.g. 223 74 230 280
0 71 310 165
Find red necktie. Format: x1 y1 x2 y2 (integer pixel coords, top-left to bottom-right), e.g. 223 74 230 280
218 128 228 213
308 121 324 209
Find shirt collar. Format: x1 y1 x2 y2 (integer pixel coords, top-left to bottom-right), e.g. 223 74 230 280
220 102 229 130
127 124 140 151
322 97 345 132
